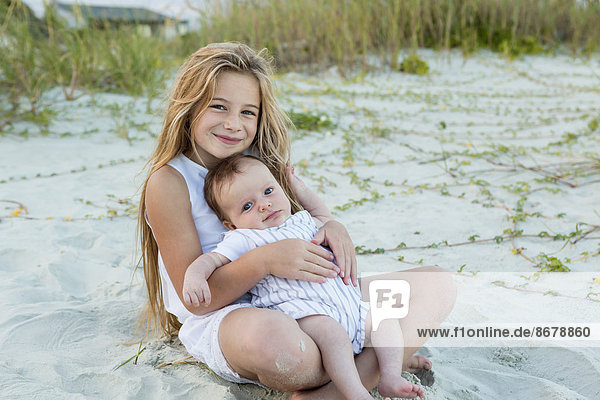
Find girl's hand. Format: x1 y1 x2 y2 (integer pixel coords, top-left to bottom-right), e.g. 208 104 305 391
260 238 340 283
311 220 357 286
183 273 212 307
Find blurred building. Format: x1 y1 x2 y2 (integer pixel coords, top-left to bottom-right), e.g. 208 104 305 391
20 0 197 38
55 2 188 37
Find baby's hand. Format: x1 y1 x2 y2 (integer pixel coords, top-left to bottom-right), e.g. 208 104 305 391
286 163 309 196
183 273 212 307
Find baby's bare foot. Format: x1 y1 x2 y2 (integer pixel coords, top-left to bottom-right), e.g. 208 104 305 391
378 373 424 399
404 355 435 387
404 355 432 373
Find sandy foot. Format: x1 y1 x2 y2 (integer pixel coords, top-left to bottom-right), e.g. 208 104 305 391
289 355 433 399
378 371 424 398
404 355 435 387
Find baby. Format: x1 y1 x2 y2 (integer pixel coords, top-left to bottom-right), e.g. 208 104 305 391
183 154 424 399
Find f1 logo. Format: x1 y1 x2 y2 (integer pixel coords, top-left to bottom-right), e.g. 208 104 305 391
369 280 410 331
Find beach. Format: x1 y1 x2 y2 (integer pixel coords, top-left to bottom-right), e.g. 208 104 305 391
1 50 599 399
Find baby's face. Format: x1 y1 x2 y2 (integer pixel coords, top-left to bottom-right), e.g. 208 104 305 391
219 159 292 230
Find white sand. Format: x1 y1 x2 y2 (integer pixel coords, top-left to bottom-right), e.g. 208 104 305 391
1 50 599 399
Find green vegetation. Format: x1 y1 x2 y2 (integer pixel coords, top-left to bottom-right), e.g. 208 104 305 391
196 0 600 70
399 54 430 75
288 110 335 131
537 253 571 272
1 0 600 134
283 66 600 276
0 1 174 132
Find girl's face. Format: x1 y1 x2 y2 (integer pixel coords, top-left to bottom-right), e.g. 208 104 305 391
190 71 260 168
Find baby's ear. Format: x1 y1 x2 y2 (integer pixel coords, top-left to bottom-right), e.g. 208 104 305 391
223 220 236 230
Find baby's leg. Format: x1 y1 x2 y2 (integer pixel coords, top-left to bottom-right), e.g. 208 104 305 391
297 315 374 400
367 316 424 399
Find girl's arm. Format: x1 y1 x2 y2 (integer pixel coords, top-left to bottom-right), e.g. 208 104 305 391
287 165 358 286
286 165 332 225
204 238 338 312
146 165 338 316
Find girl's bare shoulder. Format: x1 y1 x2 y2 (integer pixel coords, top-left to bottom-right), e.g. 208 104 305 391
147 165 187 194
146 165 190 215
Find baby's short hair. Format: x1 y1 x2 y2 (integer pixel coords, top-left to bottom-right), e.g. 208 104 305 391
204 154 264 222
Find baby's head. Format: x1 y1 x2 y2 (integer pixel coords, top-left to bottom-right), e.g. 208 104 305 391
205 154 292 230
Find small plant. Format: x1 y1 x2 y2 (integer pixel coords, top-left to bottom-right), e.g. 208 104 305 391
498 36 546 59
113 342 146 371
288 110 335 131
537 253 570 272
398 54 429 75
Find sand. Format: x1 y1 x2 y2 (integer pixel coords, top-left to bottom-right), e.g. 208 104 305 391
1 50 599 399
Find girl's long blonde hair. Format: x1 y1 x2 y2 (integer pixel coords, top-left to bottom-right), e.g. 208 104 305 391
138 42 300 337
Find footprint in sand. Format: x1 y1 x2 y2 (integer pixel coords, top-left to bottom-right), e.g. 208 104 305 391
490 347 528 370
56 231 101 250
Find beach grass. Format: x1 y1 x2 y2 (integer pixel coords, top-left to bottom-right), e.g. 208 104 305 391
195 0 600 71
2 0 600 134
0 1 174 132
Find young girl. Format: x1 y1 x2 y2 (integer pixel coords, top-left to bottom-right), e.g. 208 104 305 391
183 154 424 399
138 42 455 398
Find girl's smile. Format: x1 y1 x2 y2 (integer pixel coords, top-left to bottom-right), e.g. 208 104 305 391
214 134 243 145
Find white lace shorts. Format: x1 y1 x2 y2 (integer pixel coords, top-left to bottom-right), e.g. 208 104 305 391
178 302 266 386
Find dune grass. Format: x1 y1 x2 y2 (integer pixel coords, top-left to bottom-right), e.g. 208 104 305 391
194 0 600 72
0 1 174 132
1 0 599 134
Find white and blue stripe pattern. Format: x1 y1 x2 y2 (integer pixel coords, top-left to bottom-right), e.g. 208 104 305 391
215 210 369 354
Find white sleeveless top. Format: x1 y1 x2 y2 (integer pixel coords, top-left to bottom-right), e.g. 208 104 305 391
152 154 258 383
157 153 228 325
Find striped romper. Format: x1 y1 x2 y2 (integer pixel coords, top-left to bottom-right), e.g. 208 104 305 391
214 210 370 354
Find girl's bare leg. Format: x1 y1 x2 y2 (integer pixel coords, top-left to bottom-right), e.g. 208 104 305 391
291 266 455 399
360 266 457 364
290 347 379 400
297 315 374 400
219 308 329 391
